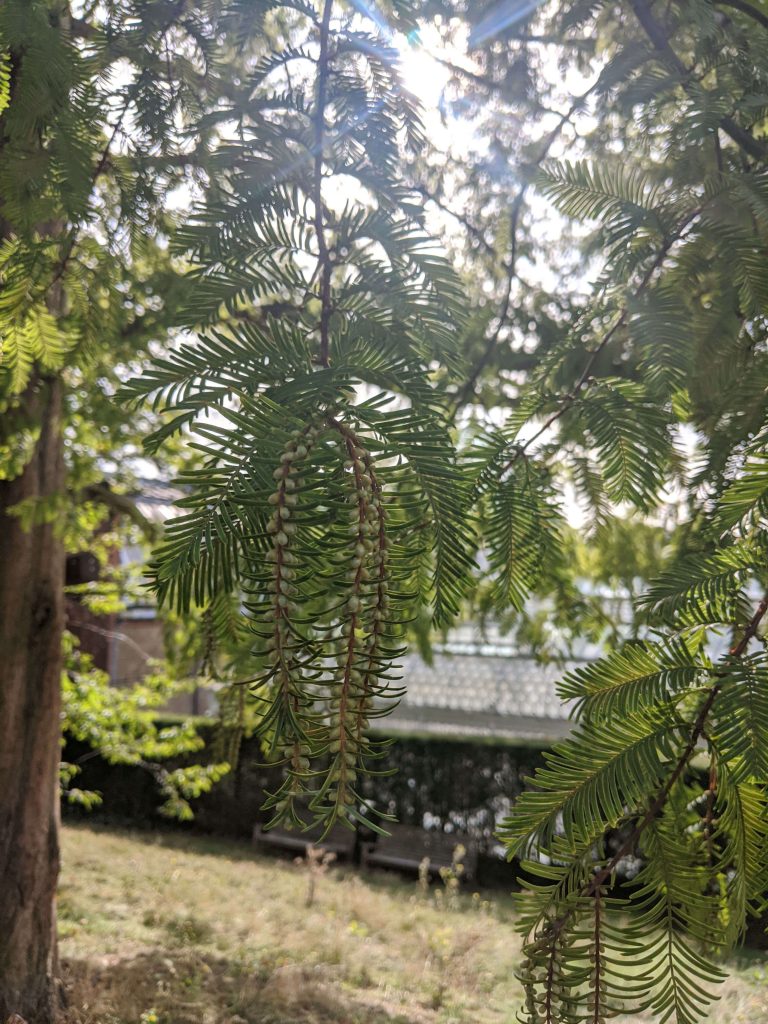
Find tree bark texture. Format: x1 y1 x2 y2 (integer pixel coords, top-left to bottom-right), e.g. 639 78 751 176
0 376 65 1024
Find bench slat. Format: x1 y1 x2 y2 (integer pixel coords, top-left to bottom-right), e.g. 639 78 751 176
252 823 356 858
361 825 477 880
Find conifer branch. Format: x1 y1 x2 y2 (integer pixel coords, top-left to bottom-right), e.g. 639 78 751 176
47 1 190 299
496 203 702 475
48 99 133 292
630 0 767 162
518 589 768 1022
586 588 768 896
715 0 768 30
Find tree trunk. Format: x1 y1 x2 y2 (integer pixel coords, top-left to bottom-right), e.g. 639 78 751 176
0 376 65 1024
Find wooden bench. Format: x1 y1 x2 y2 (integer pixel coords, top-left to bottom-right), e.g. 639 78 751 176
252 821 357 860
361 824 477 881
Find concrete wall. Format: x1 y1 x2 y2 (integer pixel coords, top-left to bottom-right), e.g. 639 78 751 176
112 615 216 716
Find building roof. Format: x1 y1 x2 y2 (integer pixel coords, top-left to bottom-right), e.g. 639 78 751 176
385 642 584 743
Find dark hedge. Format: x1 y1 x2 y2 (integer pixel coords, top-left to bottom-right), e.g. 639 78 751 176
62 726 547 854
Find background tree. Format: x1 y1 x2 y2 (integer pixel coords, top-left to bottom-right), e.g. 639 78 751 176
0 3 240 1018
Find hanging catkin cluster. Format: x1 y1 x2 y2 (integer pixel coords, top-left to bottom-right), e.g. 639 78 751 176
261 425 319 823
255 420 399 830
315 424 390 819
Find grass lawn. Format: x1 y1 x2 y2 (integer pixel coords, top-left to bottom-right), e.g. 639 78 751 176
59 824 768 1024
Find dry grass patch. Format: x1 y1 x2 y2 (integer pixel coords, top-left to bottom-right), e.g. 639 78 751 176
59 825 768 1024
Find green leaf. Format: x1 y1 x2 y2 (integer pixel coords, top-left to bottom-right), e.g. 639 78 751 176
0 52 10 116
537 159 662 223
484 459 563 611
713 654 768 783
558 639 707 721
636 545 759 627
579 378 671 508
498 711 683 860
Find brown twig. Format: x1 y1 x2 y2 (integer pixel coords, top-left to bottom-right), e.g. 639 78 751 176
415 185 497 258
703 752 717 871
82 482 159 540
715 0 768 30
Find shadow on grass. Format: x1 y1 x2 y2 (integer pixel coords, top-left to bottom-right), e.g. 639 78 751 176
63 950 419 1024
63 820 260 864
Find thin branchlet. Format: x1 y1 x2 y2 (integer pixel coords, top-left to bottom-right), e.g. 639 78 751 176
318 418 389 824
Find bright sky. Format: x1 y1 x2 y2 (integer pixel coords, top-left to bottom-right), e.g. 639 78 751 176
397 25 454 108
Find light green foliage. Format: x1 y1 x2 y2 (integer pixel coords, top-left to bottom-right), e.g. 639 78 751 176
637 544 762 629
0 51 9 116
0 289 66 394
0 2 100 390
556 639 706 720
578 379 671 508
716 452 768 529
483 458 563 611
61 633 229 821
